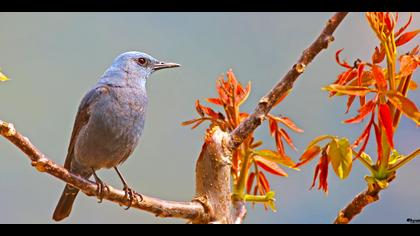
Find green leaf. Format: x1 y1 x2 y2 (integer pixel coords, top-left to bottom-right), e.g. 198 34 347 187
388 149 402 165
359 152 373 166
327 138 353 179
252 149 297 170
306 135 335 150
0 71 9 81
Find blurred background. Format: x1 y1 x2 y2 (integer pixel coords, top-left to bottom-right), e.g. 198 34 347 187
0 12 419 224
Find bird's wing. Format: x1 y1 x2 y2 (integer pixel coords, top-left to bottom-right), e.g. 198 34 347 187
64 85 110 170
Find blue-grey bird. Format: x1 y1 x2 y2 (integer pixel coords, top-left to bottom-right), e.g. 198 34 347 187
52 51 180 221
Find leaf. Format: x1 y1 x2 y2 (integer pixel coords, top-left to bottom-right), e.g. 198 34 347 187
373 123 383 163
372 46 386 64
0 71 9 81
237 81 251 105
395 29 420 47
250 140 263 149
386 91 420 125
246 172 255 194
294 145 322 168
258 172 270 193
268 117 278 135
252 149 297 169
343 99 376 124
388 149 402 165
195 100 205 116
345 95 356 114
274 130 285 156
278 128 297 151
181 118 203 126
378 103 394 148
306 135 334 150
409 80 418 90
335 48 352 69
254 156 288 177
327 138 353 179
395 13 412 37
399 55 418 77
372 65 387 91
270 115 304 133
357 63 365 86
323 84 376 96
310 154 329 193
359 152 373 166
206 98 223 106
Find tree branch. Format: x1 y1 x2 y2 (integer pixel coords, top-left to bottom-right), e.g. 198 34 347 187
333 174 395 224
0 120 206 221
228 12 348 150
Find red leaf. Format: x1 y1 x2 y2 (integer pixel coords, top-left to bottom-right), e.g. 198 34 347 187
254 156 288 177
206 98 223 106
195 100 205 116
343 100 376 124
294 145 322 168
345 95 356 114
335 49 353 69
357 63 365 86
372 46 386 64
379 104 394 148
246 172 255 194
268 117 278 136
384 12 394 31
278 128 297 150
372 65 387 91
353 112 375 159
236 82 251 105
275 130 285 156
395 13 412 37
395 29 420 47
310 154 329 193
270 115 304 133
258 172 270 193
373 122 383 164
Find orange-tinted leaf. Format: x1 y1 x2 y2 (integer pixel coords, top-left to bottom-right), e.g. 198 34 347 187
345 95 356 114
258 172 270 192
343 100 376 124
353 114 373 160
268 117 278 136
357 63 365 86
270 115 304 133
246 172 255 194
254 156 288 177
379 104 394 148
295 145 321 168
395 13 412 37
252 149 297 169
206 97 223 106
239 112 249 122
279 128 297 150
400 55 418 77
386 91 420 125
237 81 251 105
191 119 205 129
323 84 376 96
409 80 418 90
384 12 394 32
372 46 386 64
396 29 420 47
335 49 352 69
373 122 383 163
310 154 329 193
275 131 285 156
195 100 204 116
372 65 387 90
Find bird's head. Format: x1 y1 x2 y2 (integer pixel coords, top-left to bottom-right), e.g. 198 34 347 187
99 51 180 88
112 51 180 78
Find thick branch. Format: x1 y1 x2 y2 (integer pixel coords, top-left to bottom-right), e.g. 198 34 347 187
0 120 205 221
334 175 395 224
228 12 348 150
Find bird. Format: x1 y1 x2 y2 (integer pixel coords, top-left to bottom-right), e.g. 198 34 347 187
52 51 180 221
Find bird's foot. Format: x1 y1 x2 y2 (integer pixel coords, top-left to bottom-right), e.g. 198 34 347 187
92 170 109 203
122 185 143 210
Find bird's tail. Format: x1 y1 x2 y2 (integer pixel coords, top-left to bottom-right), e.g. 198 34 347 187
52 184 79 221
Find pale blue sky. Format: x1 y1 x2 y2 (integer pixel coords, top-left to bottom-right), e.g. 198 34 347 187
0 12 419 223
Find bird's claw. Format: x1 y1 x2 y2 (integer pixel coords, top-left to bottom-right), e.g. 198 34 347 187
122 186 142 210
93 171 109 203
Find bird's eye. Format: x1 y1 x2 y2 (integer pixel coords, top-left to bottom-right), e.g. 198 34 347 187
138 58 147 65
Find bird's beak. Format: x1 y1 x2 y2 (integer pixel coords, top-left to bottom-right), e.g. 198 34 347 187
153 61 181 71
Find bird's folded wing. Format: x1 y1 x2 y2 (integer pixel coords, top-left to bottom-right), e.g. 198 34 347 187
64 85 111 170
